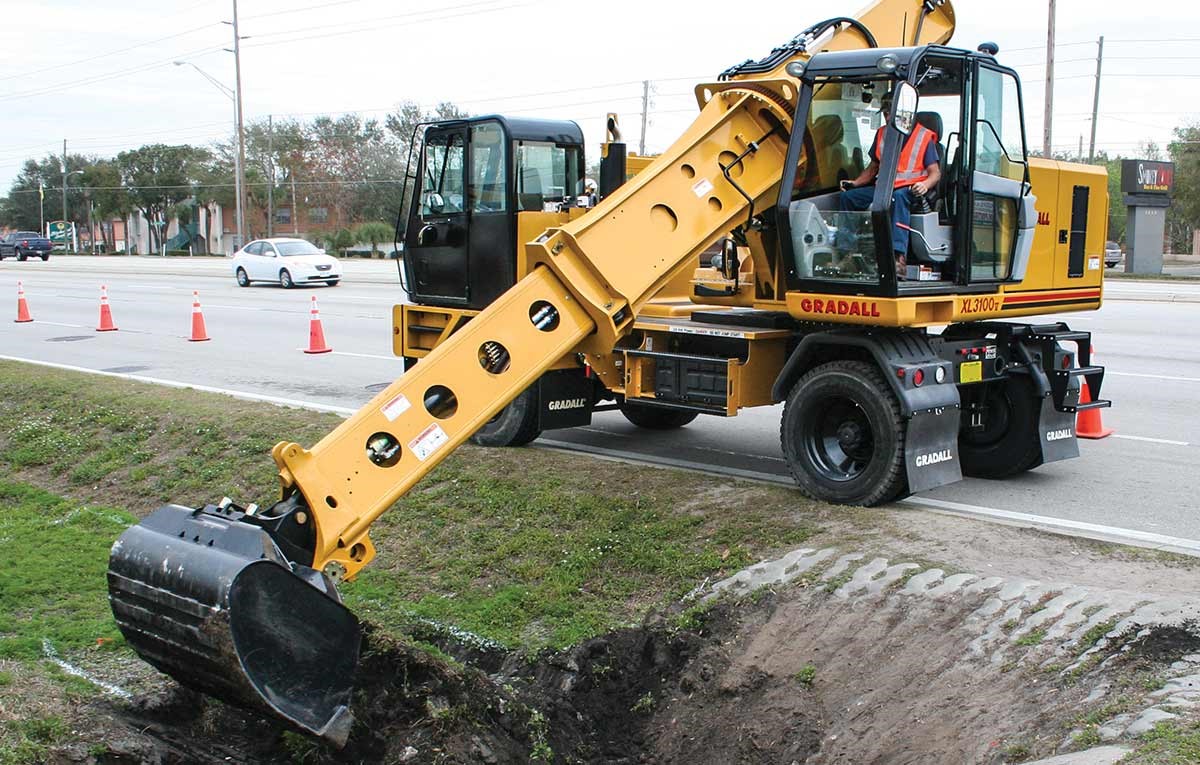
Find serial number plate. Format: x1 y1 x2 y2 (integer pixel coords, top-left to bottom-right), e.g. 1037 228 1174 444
960 361 983 384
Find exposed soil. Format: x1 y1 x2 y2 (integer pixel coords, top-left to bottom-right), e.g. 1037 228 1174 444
44 561 1200 765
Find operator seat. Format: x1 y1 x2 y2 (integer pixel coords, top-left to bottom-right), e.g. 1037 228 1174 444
518 168 544 211
811 114 849 189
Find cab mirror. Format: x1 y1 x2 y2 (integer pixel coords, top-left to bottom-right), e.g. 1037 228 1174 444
892 82 918 134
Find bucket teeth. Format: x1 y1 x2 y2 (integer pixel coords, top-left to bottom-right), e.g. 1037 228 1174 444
108 504 361 747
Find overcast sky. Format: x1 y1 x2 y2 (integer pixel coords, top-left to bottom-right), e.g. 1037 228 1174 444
1 0 1195 191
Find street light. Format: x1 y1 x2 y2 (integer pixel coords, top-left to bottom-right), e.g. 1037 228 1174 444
174 60 245 252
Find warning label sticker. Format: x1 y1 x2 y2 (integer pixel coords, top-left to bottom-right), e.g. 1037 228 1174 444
691 178 714 198
381 393 411 422
409 423 449 461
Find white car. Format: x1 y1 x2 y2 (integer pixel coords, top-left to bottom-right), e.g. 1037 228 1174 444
231 238 341 288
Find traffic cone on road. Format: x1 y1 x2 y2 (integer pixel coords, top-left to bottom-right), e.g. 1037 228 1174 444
1076 379 1113 439
15 281 32 323
96 285 118 332
189 291 210 342
304 295 332 354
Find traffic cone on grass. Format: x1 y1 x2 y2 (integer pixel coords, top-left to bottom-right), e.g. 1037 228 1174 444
189 291 210 342
96 285 118 331
1076 379 1113 439
15 281 32 323
304 295 331 354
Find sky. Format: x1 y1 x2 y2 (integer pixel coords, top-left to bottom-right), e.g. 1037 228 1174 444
1 0 1196 192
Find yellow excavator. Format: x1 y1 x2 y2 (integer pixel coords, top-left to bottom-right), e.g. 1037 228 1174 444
107 0 1110 745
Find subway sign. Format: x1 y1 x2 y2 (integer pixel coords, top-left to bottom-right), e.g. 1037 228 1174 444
1121 159 1174 195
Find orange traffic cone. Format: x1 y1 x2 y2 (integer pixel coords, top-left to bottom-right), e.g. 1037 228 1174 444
15 281 32 323
96 285 118 332
189 290 210 342
1076 379 1113 439
304 295 331 354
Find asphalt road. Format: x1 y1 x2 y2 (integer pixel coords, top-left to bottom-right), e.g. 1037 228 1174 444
3 256 1199 541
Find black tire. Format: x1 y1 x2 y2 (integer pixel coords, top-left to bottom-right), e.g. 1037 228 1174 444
470 387 542 447
327 279 339 287
41 254 49 261
958 376 1043 479
16 249 26 262
619 403 699 430
236 267 250 287
280 269 294 289
780 360 908 506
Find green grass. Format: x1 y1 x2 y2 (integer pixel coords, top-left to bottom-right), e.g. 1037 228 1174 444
343 451 818 649
0 716 69 765
0 360 826 657
1015 629 1047 647
1121 720 1200 763
0 481 134 660
794 663 817 687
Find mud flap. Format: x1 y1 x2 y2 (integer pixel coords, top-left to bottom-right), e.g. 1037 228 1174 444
904 405 963 493
1038 385 1081 464
107 504 360 746
537 368 595 431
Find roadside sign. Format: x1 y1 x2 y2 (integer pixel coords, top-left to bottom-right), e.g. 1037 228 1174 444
47 220 77 250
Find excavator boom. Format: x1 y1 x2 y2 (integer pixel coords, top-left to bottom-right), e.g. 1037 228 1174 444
108 0 956 743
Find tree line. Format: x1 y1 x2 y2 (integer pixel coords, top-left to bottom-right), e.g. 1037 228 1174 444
2 106 1197 254
0 101 465 254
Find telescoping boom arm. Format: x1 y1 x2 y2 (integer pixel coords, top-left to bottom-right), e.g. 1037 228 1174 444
107 0 955 745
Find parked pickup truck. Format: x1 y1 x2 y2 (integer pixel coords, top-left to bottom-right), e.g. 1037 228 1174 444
0 231 52 261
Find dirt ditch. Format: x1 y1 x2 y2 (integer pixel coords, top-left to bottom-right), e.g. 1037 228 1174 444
49 548 1200 765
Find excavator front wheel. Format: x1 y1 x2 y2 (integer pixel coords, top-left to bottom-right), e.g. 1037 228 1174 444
780 360 908 506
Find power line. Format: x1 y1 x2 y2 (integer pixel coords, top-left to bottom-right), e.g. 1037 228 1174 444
242 0 372 20
242 0 524 45
0 44 226 104
0 22 223 84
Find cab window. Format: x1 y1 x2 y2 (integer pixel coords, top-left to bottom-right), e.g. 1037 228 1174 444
515 141 582 211
970 67 1027 280
469 122 507 213
421 132 466 215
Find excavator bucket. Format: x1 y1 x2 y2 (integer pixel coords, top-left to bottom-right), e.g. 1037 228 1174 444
107 504 360 746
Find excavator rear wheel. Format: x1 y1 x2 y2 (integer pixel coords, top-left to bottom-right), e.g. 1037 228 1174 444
619 403 698 430
469 386 542 447
780 360 908 506
958 376 1043 479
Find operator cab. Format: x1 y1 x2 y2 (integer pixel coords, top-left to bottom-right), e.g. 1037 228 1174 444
777 44 1036 297
401 115 585 310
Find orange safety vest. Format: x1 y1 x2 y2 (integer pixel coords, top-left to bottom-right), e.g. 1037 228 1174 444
873 124 937 189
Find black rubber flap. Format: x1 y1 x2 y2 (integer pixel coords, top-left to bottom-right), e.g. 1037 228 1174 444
107 504 360 746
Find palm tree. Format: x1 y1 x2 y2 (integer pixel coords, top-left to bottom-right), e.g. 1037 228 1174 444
353 221 393 258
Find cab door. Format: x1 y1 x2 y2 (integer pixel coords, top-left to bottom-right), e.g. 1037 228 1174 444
964 62 1036 284
403 127 470 305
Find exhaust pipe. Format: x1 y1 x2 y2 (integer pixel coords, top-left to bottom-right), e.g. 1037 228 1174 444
107 503 360 746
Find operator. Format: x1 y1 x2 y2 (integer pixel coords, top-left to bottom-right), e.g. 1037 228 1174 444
837 91 941 277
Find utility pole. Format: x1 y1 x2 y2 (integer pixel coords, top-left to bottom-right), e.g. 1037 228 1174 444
1088 35 1104 162
291 174 299 235
267 115 274 237
232 0 248 248
61 139 68 236
1043 0 1055 158
38 182 44 235
639 80 650 156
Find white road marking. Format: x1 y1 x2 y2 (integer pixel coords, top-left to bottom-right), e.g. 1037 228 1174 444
1111 433 1191 446
901 496 1200 558
22 320 86 328
331 350 400 361
1108 370 1200 383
